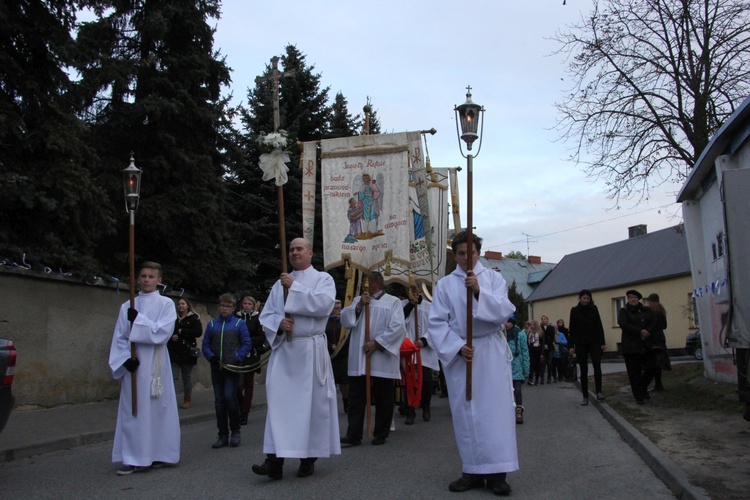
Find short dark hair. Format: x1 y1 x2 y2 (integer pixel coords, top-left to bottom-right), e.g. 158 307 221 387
369 271 385 288
451 230 483 254
140 261 162 277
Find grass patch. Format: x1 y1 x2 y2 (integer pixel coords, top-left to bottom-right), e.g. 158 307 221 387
599 362 742 415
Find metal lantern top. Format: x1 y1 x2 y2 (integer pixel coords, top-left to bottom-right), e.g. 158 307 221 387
454 86 485 155
122 154 142 213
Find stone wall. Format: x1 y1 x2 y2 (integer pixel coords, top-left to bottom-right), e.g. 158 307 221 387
0 269 218 407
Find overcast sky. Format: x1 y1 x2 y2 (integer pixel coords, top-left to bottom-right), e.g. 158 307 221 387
213 0 683 263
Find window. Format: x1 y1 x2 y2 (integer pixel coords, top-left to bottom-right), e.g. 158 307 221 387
690 295 700 328
613 297 626 326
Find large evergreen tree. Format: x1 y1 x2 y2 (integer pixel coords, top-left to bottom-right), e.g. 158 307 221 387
234 45 332 296
75 0 251 293
329 91 360 138
0 0 116 270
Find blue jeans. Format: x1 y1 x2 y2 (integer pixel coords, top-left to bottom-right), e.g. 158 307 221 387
210 363 240 435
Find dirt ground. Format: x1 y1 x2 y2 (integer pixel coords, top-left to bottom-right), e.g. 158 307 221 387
603 369 750 499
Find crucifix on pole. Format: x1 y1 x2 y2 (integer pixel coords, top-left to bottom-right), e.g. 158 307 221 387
256 56 296 339
255 56 296 133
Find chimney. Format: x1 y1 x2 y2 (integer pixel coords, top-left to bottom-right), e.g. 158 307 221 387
484 251 503 260
628 225 648 238
528 255 541 264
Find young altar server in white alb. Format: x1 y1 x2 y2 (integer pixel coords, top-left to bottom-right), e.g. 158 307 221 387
427 231 518 495
251 238 340 480
109 261 180 475
340 271 406 446
402 288 440 424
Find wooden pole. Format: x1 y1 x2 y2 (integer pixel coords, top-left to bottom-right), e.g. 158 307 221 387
128 211 138 417
465 153 474 401
363 275 372 439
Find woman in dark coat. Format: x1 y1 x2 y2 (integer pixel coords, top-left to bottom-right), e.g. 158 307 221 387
617 290 656 404
643 293 667 391
168 297 203 409
569 289 606 405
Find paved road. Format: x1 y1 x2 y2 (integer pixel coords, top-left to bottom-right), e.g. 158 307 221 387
0 376 681 499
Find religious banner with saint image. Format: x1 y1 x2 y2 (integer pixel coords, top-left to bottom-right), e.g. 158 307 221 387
320 132 413 274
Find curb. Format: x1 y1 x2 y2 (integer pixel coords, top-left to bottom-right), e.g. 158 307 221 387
587 391 711 500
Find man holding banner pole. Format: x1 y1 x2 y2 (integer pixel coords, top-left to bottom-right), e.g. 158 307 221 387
428 230 517 495
340 271 406 446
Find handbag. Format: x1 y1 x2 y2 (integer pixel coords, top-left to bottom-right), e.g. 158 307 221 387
190 346 201 358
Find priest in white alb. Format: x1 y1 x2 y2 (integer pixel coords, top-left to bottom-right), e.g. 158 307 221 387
427 231 517 495
251 238 340 480
109 261 179 476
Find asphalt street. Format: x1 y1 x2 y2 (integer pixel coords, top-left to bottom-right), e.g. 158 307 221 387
0 366 701 499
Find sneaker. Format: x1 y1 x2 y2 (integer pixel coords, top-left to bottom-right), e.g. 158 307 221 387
240 412 248 425
117 465 144 476
212 434 229 449
595 392 606 401
515 406 524 424
581 398 589 406
230 430 241 447
448 474 485 492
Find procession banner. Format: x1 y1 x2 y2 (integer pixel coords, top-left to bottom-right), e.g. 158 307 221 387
320 132 412 274
301 141 318 243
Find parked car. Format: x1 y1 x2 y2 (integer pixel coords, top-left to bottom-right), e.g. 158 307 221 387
0 338 17 433
685 330 703 360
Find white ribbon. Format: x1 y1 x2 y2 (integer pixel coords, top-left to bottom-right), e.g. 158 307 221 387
259 149 291 186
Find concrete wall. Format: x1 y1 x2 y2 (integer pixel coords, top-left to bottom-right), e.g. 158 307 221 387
0 269 220 407
527 275 696 355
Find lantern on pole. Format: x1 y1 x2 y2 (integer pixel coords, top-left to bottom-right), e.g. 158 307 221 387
122 154 142 416
454 87 484 400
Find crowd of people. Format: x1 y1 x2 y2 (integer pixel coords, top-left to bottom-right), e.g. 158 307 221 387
106 231 677 494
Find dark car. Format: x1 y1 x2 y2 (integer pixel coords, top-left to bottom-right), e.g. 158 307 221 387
685 331 703 360
0 338 17 433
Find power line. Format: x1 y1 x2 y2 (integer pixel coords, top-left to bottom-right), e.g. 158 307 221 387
489 203 676 249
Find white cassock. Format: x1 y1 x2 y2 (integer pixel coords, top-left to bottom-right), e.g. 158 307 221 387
427 262 518 475
402 298 439 371
342 292 405 379
260 266 340 458
109 291 179 466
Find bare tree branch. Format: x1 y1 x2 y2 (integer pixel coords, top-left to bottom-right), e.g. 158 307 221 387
551 0 750 204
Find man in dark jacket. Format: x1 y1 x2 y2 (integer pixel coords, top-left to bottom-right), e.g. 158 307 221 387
617 290 655 404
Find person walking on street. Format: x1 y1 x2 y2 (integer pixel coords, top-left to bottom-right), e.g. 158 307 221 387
402 288 439 424
618 289 655 405
167 298 202 409
109 261 179 475
569 289 606 406
506 316 529 424
340 271 406 446
643 293 667 392
202 294 252 449
251 238 340 480
428 230 518 495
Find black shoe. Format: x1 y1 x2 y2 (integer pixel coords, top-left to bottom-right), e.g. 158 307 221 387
448 474 485 492
297 459 315 478
371 437 386 445
422 409 431 422
252 459 283 480
340 436 361 447
240 412 248 425
212 435 228 449
637 399 646 405
489 478 512 496
405 414 415 425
